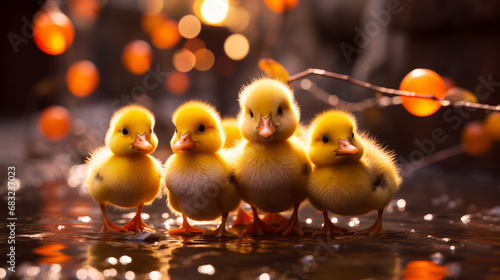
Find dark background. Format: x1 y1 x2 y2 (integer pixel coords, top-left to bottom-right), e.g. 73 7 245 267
2 0 500 172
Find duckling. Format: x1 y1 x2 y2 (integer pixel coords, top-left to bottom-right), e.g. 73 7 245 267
164 101 240 237
220 118 254 227
86 105 161 233
306 110 401 235
234 78 311 236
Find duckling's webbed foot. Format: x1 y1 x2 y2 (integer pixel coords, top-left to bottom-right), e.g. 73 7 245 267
354 209 386 235
169 215 205 236
123 204 155 232
232 207 253 227
203 213 238 238
275 203 304 236
243 206 276 236
262 213 288 226
312 211 347 236
99 204 127 233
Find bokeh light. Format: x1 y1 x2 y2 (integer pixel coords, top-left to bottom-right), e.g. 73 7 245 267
399 68 446 117
215 54 238 76
68 0 100 27
484 112 500 141
141 13 165 35
66 60 100 97
264 0 300 14
165 71 190 95
33 9 74 55
178 14 201 39
461 122 494 157
224 34 249 61
194 48 215 71
173 49 196 72
38 106 72 142
224 7 250 32
199 0 229 25
121 40 152 75
184 38 206 52
151 19 181 49
402 260 447 280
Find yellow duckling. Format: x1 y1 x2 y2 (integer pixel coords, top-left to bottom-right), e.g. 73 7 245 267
234 78 311 236
164 101 240 237
306 110 402 235
85 105 161 233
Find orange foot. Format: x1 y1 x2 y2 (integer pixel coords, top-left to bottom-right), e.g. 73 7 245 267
243 207 276 236
99 204 127 233
232 207 253 227
275 203 303 236
168 215 205 236
203 213 238 238
312 212 347 236
355 209 386 235
262 213 288 225
123 204 154 232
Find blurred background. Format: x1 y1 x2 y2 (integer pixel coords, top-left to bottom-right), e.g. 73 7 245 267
2 1 500 279
2 0 500 174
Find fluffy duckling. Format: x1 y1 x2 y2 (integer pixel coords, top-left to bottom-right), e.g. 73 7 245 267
234 78 311 236
86 105 161 233
306 110 401 235
164 101 240 237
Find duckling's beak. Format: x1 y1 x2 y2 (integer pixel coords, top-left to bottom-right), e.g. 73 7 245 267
173 132 195 150
258 115 276 138
336 138 358 156
132 132 153 151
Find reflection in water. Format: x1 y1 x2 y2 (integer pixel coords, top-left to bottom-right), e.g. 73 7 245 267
86 242 170 279
33 244 72 264
402 260 447 280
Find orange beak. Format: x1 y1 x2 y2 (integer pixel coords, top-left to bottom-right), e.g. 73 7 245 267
258 115 276 138
336 138 358 156
173 132 195 151
132 132 153 151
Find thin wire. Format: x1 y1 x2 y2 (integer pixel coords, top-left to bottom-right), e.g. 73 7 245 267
288 68 500 111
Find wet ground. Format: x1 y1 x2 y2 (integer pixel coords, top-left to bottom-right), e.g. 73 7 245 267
1 161 500 280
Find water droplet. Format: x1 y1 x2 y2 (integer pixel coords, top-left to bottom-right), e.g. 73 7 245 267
442 238 450 242
57 225 65 230
460 214 471 224
430 252 444 265
410 229 416 233
259 273 271 280
78 216 92 223
198 264 215 275
119 255 132 265
0 268 6 278
305 218 312 224
162 213 170 219
423 214 434 221
397 199 406 211
450 245 456 251
125 271 135 280
106 257 118 265
331 217 338 224
26 266 40 277
76 269 87 280
149 270 162 280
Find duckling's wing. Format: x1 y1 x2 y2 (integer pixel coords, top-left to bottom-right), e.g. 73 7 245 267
85 147 113 201
360 134 402 194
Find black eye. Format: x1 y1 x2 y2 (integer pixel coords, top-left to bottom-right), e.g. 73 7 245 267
150 128 153 134
322 136 329 143
122 128 129 136
351 132 354 139
199 125 205 132
278 106 283 115
250 110 254 118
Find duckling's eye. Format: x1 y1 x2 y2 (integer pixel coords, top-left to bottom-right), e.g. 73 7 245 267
249 110 254 118
198 125 206 132
278 106 283 115
322 136 329 143
351 132 354 139
122 128 129 136
150 128 153 134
